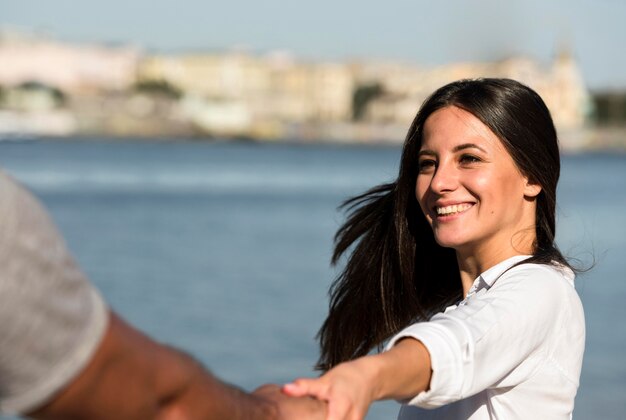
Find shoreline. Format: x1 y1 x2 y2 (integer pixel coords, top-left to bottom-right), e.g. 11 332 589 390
2 131 626 155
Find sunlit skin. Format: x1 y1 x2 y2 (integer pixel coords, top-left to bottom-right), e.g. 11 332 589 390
282 106 545 420
417 106 542 294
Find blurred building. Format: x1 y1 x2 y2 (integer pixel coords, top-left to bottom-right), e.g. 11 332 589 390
358 49 590 135
0 30 595 146
138 52 354 135
0 30 140 93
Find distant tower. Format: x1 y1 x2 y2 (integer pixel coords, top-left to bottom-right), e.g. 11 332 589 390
549 45 590 131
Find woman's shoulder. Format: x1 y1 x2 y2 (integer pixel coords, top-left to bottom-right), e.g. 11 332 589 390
495 261 581 311
504 260 575 283
478 261 585 348
498 261 586 363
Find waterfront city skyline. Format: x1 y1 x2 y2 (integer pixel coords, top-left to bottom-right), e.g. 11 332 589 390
1 0 625 91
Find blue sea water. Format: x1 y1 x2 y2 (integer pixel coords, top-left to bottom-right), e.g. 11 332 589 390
0 139 624 419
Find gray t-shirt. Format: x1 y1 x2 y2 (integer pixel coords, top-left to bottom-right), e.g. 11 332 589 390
0 171 108 414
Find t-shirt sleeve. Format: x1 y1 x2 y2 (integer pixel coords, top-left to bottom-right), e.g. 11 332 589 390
385 264 580 409
0 171 108 415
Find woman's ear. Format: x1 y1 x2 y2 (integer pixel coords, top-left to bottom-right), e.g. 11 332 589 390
523 179 542 198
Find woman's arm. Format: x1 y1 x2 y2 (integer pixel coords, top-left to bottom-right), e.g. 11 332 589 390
283 338 432 420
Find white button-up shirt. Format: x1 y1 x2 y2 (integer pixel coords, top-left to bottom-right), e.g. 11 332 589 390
386 255 585 419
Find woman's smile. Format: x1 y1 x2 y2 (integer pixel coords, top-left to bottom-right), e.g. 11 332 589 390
434 202 474 218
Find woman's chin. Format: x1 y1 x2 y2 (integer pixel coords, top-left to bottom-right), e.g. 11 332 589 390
433 236 466 250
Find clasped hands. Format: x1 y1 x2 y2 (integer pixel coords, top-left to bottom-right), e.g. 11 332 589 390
255 356 378 420
255 339 430 420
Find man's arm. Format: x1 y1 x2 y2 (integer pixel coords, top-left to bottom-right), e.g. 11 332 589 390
0 171 325 419
28 311 279 420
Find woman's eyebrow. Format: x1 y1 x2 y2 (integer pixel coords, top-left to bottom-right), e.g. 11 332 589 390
419 143 487 157
453 143 487 153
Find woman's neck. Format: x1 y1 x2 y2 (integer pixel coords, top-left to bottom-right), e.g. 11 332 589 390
455 242 534 296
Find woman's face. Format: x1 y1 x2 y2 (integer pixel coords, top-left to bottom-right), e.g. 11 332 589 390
415 106 540 258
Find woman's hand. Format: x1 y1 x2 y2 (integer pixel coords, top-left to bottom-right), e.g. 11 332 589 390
282 357 380 420
282 339 432 420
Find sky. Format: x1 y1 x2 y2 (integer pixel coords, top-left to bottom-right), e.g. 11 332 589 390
1 0 625 91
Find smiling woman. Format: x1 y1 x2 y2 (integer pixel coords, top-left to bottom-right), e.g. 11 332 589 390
283 79 585 420
416 106 542 288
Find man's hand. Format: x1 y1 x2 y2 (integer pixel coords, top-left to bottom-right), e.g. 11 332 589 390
255 384 327 420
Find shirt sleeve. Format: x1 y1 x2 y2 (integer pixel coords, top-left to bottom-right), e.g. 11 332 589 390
385 264 577 409
0 171 109 415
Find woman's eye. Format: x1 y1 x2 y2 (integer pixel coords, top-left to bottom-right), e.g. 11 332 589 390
418 159 436 171
460 154 481 164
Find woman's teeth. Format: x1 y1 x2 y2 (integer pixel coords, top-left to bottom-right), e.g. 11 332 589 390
436 203 472 216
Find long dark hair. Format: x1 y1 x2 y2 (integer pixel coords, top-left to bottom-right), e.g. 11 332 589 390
317 78 571 371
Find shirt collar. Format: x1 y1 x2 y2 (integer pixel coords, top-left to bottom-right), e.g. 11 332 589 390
466 254 532 297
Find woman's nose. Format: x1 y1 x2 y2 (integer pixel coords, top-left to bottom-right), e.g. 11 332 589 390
429 163 458 194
